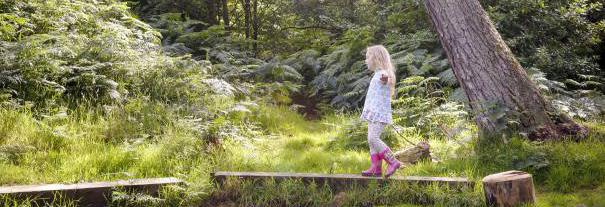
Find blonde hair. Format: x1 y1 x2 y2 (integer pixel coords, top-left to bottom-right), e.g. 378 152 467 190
366 45 396 97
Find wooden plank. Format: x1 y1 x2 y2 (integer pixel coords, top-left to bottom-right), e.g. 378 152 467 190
0 177 182 207
212 171 473 191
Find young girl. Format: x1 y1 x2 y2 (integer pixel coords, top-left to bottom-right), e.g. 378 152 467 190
360 45 401 178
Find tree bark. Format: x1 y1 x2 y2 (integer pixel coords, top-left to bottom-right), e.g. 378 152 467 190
423 0 587 140
482 171 535 207
214 0 223 24
222 0 230 29
243 0 251 39
206 0 218 25
252 0 258 56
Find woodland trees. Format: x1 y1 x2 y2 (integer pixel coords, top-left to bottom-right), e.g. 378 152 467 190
129 0 602 139
2 0 604 138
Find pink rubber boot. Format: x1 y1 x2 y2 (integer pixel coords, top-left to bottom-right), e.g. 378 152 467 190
379 148 401 178
361 154 382 177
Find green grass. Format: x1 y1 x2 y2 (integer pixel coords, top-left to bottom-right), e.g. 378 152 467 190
1 104 605 206
536 184 605 207
1 193 78 207
209 106 486 206
215 106 370 174
211 106 605 206
0 104 214 206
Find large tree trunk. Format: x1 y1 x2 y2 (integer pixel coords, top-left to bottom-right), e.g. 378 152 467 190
423 0 587 140
222 0 230 29
252 0 258 56
243 0 251 39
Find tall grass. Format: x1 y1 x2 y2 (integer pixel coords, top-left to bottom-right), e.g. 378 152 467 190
0 103 214 205
0 193 78 207
212 106 605 206
2 102 605 206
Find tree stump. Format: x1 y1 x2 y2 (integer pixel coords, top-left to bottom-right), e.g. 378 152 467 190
482 171 535 207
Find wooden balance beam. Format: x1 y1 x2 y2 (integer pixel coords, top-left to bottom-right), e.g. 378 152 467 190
0 177 182 207
212 171 473 191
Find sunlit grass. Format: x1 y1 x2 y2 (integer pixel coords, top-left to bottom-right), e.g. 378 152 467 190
536 183 605 207
216 106 371 174
214 105 605 206
2 104 605 206
0 105 214 205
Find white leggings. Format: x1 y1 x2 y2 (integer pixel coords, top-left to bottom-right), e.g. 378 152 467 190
367 121 389 154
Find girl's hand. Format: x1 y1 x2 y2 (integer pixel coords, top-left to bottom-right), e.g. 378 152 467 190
380 74 388 85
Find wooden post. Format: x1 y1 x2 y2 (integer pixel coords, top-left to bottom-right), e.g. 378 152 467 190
482 171 535 207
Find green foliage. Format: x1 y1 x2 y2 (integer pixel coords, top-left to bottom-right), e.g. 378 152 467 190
281 49 323 82
393 76 443 125
133 56 210 104
126 0 605 116
529 67 605 119
384 31 452 84
392 75 469 140
175 25 253 64
483 0 604 83
252 60 303 82
145 16 261 72
471 133 605 193
132 0 208 21
385 0 432 34
141 14 305 109
0 13 32 41
0 0 210 110
146 12 207 45
307 27 374 109
2 0 605 206
294 29 456 110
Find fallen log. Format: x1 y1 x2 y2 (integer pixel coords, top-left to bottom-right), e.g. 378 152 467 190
393 141 431 166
